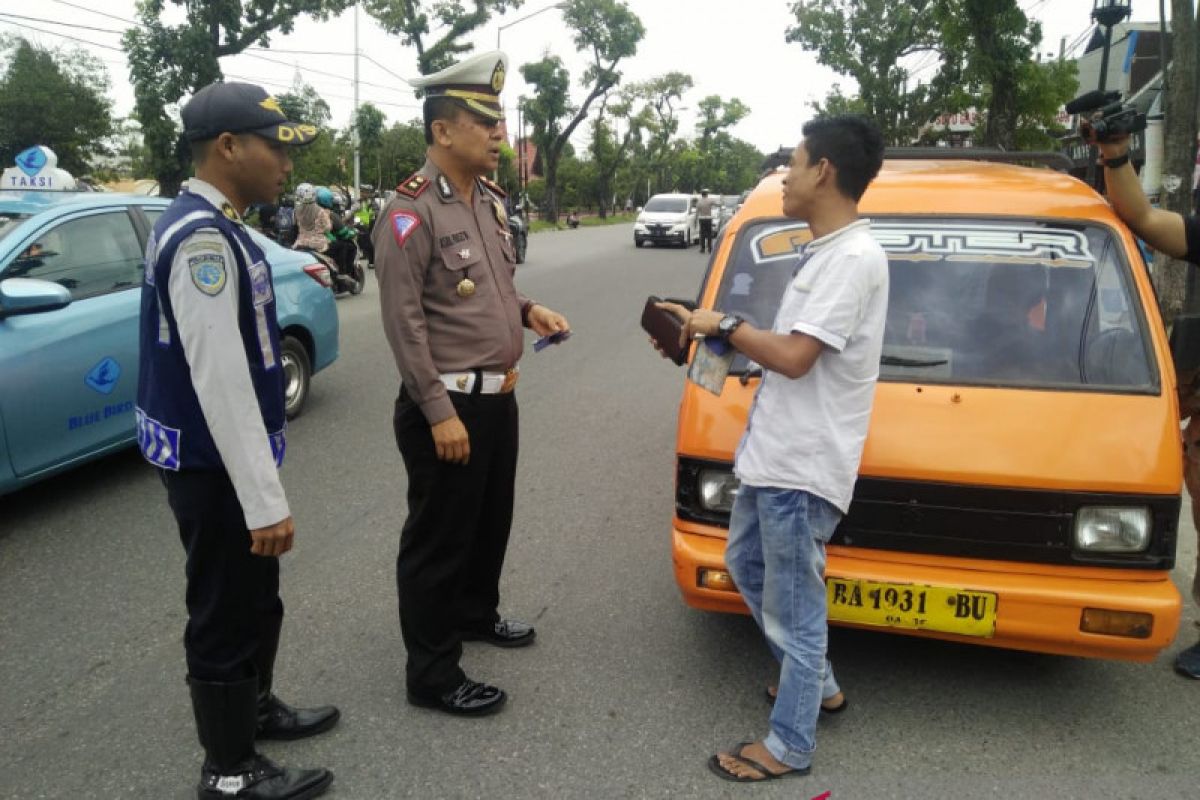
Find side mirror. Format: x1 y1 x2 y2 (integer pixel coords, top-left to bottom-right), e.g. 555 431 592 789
0 277 72 319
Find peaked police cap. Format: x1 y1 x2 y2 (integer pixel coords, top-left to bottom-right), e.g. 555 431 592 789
182 81 319 146
410 50 508 122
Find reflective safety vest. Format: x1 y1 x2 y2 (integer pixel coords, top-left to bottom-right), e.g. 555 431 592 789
135 191 286 472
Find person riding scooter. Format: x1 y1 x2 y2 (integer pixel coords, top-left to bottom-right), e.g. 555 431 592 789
316 186 358 279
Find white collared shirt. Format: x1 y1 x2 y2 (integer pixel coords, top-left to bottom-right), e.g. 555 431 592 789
734 218 889 513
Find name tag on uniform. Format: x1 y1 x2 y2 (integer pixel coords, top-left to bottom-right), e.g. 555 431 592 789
248 261 273 307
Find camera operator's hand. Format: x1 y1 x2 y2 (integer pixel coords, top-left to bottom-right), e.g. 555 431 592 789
1096 134 1130 160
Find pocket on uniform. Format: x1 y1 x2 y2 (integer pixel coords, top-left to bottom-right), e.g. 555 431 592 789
439 241 482 271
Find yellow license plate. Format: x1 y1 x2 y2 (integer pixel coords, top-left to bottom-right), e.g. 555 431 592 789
826 578 997 638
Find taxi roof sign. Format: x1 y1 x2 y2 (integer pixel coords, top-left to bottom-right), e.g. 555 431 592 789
2 146 76 191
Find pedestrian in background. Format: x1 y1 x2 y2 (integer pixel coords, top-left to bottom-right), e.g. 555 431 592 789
136 82 339 799
697 188 716 253
374 50 570 717
656 115 887 782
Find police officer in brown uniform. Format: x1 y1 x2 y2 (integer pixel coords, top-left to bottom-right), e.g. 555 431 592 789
374 50 570 716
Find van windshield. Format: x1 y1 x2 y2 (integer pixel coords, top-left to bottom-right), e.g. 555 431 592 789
714 218 1158 392
645 197 688 213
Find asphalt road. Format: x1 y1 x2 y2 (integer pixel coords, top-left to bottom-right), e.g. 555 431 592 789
3 222 1199 799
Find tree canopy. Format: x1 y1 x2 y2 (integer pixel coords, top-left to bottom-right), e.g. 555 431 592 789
123 0 354 196
0 36 115 176
363 0 523 75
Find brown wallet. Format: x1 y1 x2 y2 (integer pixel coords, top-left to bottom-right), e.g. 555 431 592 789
641 296 687 366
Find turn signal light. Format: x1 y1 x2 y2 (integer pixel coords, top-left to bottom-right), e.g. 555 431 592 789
698 569 737 592
1079 608 1153 639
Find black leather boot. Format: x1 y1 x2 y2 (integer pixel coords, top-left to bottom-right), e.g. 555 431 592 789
188 675 334 799
253 626 340 741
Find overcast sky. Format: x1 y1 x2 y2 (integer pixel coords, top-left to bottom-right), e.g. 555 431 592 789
0 0 1171 155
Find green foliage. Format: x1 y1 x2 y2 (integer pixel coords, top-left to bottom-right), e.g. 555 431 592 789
790 0 1080 151
0 37 115 175
363 0 523 75
123 0 354 196
788 0 946 144
520 0 644 221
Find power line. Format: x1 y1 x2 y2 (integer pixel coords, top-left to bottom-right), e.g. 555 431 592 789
0 12 124 35
47 0 138 27
0 19 124 52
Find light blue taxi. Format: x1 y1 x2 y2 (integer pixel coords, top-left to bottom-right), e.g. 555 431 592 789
0 148 339 497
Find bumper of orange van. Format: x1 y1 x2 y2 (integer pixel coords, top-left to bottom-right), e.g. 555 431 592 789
673 523 1182 662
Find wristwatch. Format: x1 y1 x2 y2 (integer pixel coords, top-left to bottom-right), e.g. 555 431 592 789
1103 151 1131 169
717 313 744 341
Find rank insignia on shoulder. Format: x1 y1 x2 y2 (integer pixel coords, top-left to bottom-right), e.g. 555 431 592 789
220 202 241 223
188 252 227 296
397 174 430 199
492 199 507 227
479 175 507 199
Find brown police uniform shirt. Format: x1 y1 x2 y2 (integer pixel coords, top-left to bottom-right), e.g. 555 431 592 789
374 157 530 425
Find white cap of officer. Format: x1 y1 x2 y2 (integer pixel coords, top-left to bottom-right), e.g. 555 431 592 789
409 50 508 122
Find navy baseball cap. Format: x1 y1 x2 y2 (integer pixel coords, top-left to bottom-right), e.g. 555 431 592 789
182 82 318 145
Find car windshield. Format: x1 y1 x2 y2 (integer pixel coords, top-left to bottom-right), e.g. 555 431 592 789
0 212 31 242
645 197 687 213
714 217 1157 392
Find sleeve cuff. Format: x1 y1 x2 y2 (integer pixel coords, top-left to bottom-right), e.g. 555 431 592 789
791 321 846 352
242 499 291 531
521 300 538 327
420 394 456 426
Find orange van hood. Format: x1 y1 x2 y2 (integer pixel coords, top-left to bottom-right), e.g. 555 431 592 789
677 380 1183 496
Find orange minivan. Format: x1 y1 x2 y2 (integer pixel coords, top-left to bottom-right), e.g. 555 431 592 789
671 151 1183 662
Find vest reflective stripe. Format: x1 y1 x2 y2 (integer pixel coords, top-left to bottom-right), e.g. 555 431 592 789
232 235 276 370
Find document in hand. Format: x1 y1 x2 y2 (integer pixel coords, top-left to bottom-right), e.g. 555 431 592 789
687 336 735 395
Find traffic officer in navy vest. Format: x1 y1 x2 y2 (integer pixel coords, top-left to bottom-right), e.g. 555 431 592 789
137 81 338 800
374 50 570 716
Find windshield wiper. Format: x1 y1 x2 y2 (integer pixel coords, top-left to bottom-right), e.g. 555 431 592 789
739 367 763 386
880 355 948 368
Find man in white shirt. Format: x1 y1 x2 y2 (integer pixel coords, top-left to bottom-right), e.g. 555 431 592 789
658 115 887 783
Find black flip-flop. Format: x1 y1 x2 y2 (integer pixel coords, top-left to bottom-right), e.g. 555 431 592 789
707 742 811 783
764 686 849 714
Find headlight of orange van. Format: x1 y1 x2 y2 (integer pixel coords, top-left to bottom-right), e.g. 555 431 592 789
1074 507 1151 553
699 469 740 512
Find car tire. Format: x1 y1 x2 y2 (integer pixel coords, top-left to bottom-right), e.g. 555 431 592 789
349 260 366 295
635 238 644 248
515 233 527 264
280 335 312 419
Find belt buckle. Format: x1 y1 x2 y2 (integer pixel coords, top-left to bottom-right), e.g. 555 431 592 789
456 375 470 391
500 368 518 394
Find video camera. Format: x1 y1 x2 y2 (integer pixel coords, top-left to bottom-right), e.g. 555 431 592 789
1067 89 1146 144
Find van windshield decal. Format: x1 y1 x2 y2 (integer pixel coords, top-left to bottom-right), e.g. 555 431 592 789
718 217 1157 392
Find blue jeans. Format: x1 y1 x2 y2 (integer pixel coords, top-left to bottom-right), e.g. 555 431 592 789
725 484 843 770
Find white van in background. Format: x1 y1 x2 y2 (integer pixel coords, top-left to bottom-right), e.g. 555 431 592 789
633 193 699 248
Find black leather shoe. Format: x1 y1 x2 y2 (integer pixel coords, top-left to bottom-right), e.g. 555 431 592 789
257 694 340 741
407 679 507 717
460 619 536 648
198 753 332 799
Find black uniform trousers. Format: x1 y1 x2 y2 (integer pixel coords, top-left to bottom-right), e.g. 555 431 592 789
699 218 714 252
393 384 519 695
161 469 284 684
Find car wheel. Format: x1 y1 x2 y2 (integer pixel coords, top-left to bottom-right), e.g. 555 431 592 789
515 233 527 264
280 335 312 419
350 260 366 295
635 238 644 248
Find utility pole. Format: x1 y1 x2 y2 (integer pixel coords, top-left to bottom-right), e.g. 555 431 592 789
352 2 361 197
